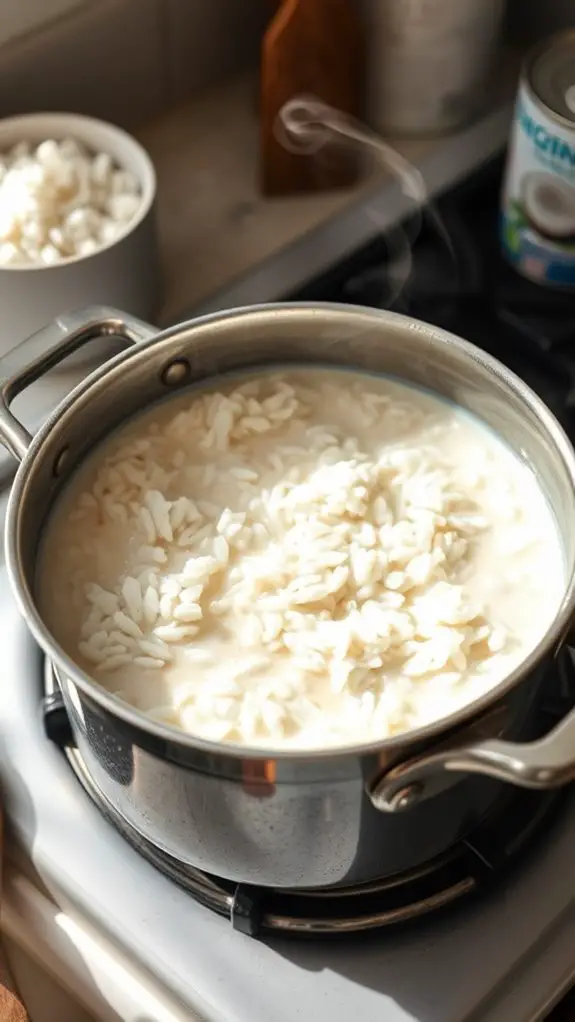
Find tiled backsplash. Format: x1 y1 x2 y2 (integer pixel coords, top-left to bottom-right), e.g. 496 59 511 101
0 0 269 128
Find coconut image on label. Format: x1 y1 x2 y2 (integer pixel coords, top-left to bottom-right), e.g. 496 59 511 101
521 172 575 243
500 30 575 288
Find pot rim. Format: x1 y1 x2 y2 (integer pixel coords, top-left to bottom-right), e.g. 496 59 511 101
6 301 575 762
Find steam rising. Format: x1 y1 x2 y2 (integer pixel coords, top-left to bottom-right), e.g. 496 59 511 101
276 96 457 309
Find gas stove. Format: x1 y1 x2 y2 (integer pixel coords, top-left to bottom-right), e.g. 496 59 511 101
1 130 575 1020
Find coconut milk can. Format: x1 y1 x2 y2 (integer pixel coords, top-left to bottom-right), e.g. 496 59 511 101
501 31 575 288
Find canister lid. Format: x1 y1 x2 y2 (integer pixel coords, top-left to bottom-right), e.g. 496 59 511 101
527 30 575 124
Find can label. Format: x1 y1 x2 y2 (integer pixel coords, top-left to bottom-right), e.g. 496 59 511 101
501 82 575 288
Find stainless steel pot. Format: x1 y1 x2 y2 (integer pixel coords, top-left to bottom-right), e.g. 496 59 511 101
2 303 575 889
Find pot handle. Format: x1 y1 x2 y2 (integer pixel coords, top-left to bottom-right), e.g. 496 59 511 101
369 702 575 813
0 305 156 462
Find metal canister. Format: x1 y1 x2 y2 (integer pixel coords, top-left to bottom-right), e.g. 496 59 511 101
362 0 505 136
501 31 575 289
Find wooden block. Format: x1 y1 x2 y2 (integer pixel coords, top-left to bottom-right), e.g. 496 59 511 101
260 0 363 196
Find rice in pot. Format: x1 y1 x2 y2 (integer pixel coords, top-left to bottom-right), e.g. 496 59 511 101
38 367 565 749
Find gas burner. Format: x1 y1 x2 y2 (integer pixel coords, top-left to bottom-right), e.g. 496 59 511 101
44 646 573 940
62 745 567 938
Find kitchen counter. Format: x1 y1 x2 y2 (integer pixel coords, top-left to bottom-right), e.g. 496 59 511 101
137 58 521 326
137 73 406 323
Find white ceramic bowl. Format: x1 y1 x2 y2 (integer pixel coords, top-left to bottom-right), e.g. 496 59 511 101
0 112 159 357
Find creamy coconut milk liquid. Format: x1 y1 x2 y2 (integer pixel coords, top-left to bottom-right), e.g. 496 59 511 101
501 31 575 288
38 368 566 749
